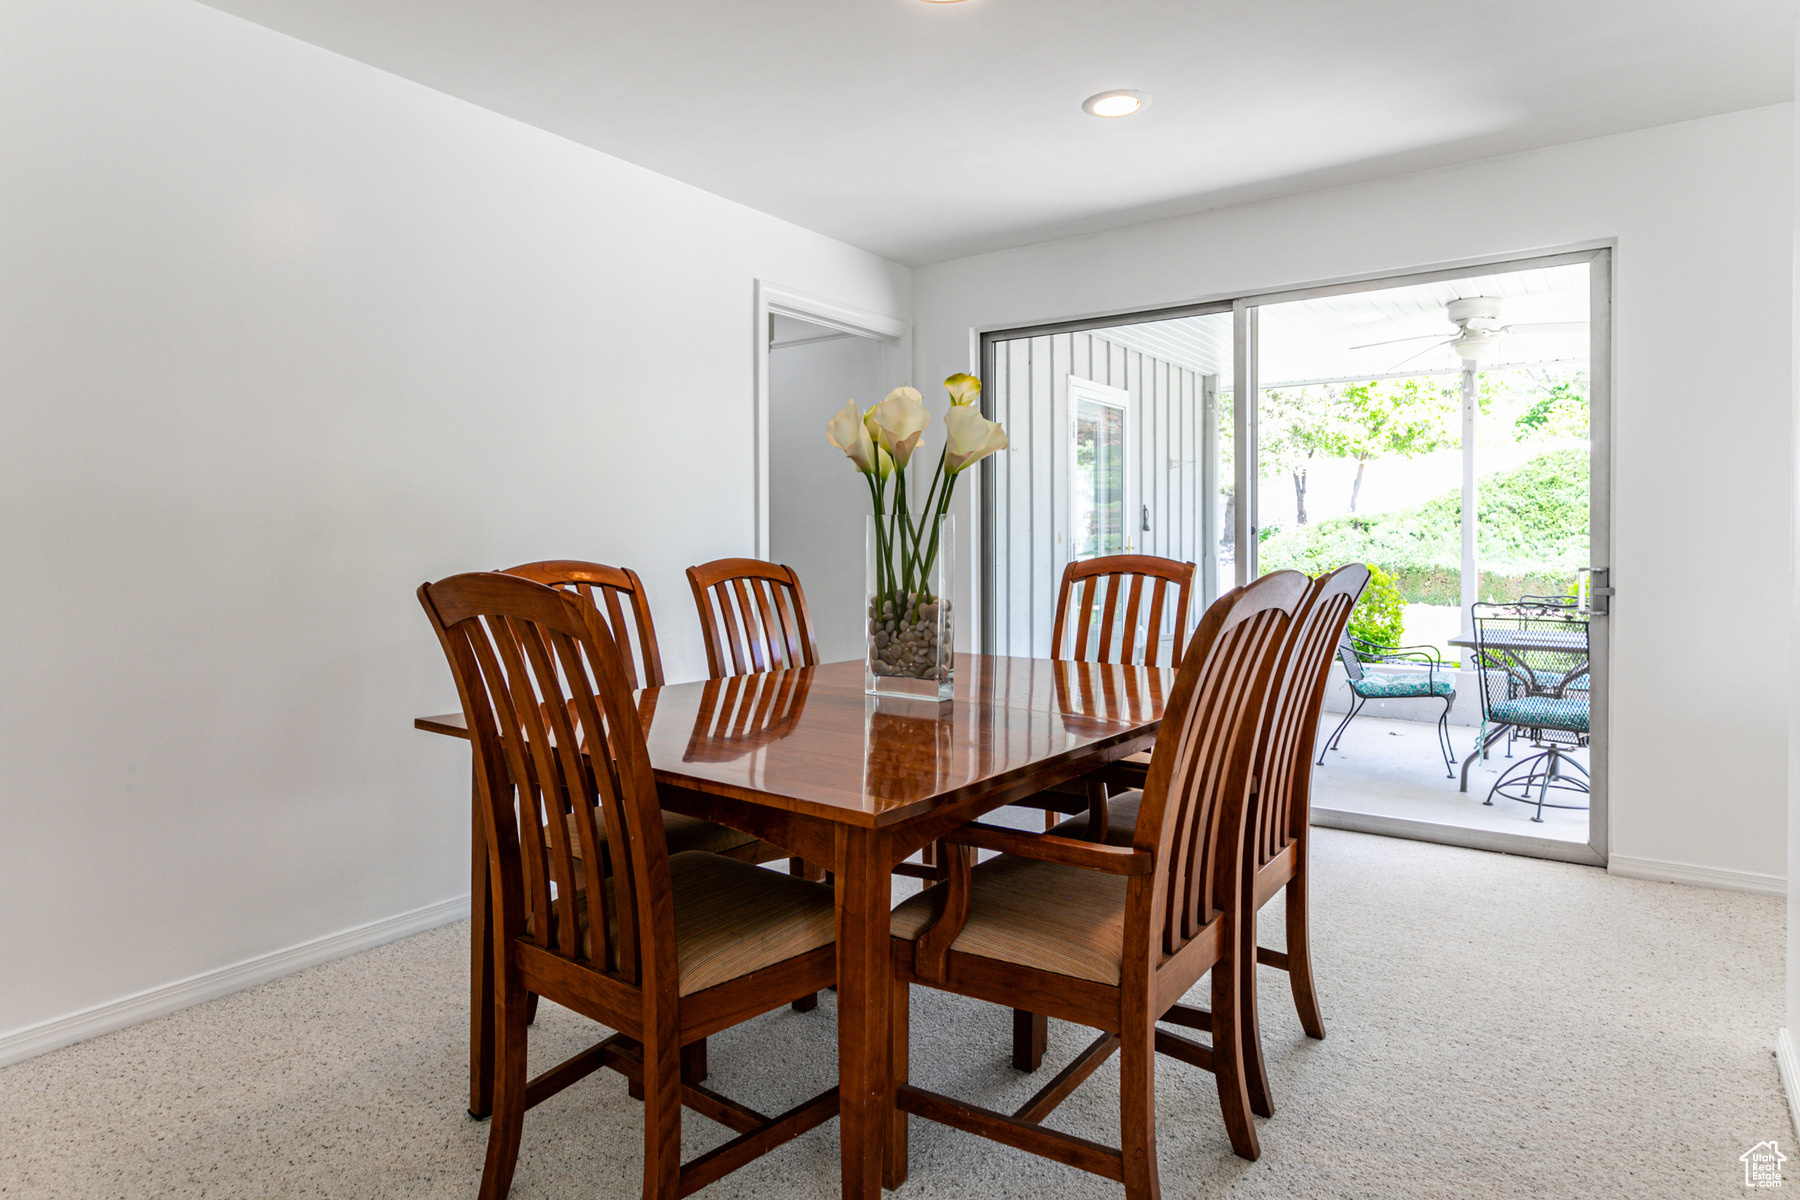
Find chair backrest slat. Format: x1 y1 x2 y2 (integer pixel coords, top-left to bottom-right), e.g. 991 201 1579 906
726 578 763 673
1095 573 1123 661
747 577 787 668
1051 554 1197 669
1118 573 1146 663
1130 570 1308 959
420 572 672 989
687 558 822 679
1143 578 1168 664
1070 579 1096 661
499 560 665 689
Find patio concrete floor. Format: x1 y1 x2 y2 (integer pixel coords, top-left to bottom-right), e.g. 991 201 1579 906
1311 712 1590 844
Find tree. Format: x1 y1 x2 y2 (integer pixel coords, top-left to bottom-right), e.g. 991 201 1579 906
1512 370 1589 441
1332 377 1457 512
1258 386 1337 526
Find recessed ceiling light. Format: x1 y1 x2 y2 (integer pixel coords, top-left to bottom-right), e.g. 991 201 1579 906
1083 90 1149 118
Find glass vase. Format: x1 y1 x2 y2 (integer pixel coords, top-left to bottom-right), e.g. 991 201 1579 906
865 514 955 702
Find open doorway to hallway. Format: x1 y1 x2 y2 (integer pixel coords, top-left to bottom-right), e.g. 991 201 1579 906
768 314 888 662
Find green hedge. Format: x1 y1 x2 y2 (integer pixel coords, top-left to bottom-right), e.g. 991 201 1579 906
1260 448 1588 605
1346 564 1404 646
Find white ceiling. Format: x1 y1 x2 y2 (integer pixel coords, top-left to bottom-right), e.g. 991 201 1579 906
198 0 1795 265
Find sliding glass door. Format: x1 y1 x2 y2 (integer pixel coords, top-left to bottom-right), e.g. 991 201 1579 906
979 249 1609 866
1244 258 1601 859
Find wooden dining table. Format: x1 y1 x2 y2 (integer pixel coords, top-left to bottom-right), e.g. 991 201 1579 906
417 652 1172 1200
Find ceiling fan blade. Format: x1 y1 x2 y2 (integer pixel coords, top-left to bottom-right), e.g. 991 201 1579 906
1349 331 1454 350
1501 321 1587 334
1386 337 1457 372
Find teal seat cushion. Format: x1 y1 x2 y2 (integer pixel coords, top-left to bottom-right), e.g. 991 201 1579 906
1349 674 1454 699
1490 694 1589 733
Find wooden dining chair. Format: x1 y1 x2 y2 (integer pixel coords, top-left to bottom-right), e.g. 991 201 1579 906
686 558 820 678
685 555 839 923
500 560 798 1052
1026 555 1197 817
502 560 784 861
1006 553 1197 1069
887 570 1310 1193
499 560 665 688
1044 564 1370 1118
419 572 839 1200
1052 554 1198 669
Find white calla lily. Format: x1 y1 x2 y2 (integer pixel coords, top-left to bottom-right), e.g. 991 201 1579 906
943 405 1009 474
826 399 878 474
943 373 981 406
868 386 931 468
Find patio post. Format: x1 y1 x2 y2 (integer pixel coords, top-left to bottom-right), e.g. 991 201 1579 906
1459 359 1478 668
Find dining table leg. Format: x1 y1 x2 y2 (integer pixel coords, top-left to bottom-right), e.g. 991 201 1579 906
835 826 892 1200
469 767 495 1119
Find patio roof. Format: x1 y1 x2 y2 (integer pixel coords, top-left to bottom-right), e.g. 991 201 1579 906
1090 261 1589 389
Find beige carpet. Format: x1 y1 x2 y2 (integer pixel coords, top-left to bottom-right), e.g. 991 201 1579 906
0 829 1787 1198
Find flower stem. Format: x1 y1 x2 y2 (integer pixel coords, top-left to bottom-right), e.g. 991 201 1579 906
865 473 893 605
919 472 955 588
914 455 949 588
895 467 918 611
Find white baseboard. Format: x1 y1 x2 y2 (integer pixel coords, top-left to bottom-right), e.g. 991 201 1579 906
1607 854 1786 896
0 893 470 1069
1780 1029 1800 1140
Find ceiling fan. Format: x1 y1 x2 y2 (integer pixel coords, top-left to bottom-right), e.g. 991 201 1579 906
1351 297 1587 370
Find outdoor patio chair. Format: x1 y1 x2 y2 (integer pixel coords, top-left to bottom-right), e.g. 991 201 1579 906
1314 634 1457 777
1462 599 1590 820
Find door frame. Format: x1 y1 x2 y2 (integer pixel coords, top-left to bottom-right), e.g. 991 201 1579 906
974 242 1613 868
1066 375 1138 562
752 280 910 559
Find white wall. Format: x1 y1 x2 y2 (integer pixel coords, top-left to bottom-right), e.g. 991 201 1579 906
916 105 1793 888
0 0 908 1055
1785 24 1800 1106
769 332 888 660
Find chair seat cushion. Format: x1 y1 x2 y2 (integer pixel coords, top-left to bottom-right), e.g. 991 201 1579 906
538 852 835 995
665 853 837 995
1489 694 1589 734
889 852 1127 985
1349 673 1453 699
1047 789 1143 847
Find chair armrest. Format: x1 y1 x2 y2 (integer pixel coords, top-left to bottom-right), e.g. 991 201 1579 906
912 821 1151 982
944 822 1152 876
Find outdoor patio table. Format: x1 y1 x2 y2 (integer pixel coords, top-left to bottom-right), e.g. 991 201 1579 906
1447 626 1588 654
416 653 1170 1200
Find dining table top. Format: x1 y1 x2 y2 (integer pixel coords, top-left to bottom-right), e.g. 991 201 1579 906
416 653 1172 829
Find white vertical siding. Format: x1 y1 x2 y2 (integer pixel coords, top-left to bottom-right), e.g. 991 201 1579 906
989 330 1209 656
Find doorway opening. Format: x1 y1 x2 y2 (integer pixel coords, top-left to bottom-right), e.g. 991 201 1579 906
767 314 889 662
